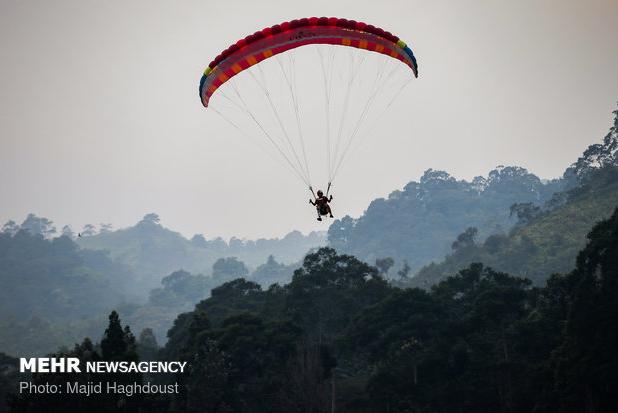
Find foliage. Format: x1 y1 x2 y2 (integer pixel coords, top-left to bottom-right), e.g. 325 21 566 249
564 106 618 182
160 248 391 411
374 257 395 275
0 353 19 413
137 328 159 361
339 208 618 411
156 207 618 412
413 166 618 286
212 257 249 283
328 166 563 275
19 214 56 239
549 205 618 411
4 210 618 412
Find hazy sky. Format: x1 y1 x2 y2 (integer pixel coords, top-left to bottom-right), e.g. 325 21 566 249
1 0 617 239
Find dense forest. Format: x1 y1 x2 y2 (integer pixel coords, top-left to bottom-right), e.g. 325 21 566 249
6 206 618 412
328 166 564 275
413 166 618 287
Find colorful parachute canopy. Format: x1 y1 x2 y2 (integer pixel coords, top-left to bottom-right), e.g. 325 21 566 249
199 17 418 107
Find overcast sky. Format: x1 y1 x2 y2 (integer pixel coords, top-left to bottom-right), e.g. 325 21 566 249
1 0 617 239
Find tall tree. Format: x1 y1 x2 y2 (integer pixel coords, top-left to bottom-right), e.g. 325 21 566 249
137 328 159 361
140 213 161 225
61 224 75 238
1 220 19 236
99 223 113 233
101 310 128 361
552 207 618 411
375 257 395 276
451 227 478 251
81 223 97 236
20 213 56 238
212 257 249 283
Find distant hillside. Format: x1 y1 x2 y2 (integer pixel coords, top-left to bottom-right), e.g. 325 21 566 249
0 213 323 354
412 166 618 286
77 214 325 291
0 231 134 355
328 166 564 274
412 107 618 286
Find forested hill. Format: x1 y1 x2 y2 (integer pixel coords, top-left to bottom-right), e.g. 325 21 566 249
413 107 618 286
25 207 610 412
413 166 618 286
76 214 325 290
8 208 618 411
0 215 323 355
328 166 564 274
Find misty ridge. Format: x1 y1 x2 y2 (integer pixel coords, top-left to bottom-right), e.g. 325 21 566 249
0 215 324 354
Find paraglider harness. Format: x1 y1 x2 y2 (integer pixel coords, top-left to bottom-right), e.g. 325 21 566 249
310 183 333 221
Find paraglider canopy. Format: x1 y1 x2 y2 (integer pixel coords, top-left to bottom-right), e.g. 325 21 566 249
200 17 418 107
